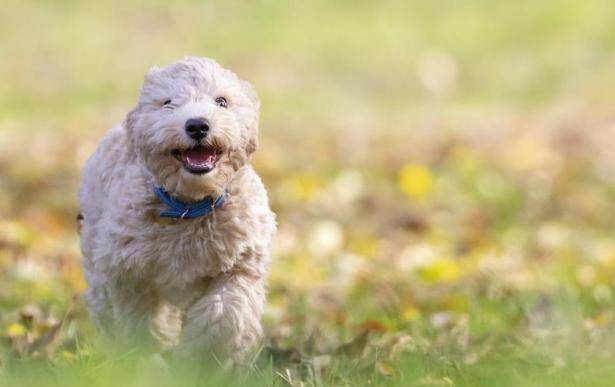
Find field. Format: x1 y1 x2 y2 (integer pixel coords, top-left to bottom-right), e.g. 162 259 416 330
2 0 615 385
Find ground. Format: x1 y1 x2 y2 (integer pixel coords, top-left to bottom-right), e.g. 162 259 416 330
1 0 615 386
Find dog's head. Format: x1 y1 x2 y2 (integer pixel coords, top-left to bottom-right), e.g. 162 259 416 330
125 56 260 201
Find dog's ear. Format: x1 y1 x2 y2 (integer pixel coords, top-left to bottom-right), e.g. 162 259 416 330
145 65 162 82
241 80 260 111
241 80 260 155
123 107 141 161
124 107 137 133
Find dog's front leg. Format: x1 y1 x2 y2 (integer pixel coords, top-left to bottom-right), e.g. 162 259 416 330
178 271 266 363
107 280 160 350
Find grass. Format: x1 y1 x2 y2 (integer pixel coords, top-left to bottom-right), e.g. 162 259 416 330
2 0 615 385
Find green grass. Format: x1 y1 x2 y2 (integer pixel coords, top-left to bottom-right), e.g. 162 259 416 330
2 0 615 385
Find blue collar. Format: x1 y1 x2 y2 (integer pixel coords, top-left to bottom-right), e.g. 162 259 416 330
154 187 225 219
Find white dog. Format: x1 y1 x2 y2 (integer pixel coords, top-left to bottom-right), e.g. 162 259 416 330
79 57 276 362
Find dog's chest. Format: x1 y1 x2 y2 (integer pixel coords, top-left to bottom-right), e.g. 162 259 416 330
140 214 245 283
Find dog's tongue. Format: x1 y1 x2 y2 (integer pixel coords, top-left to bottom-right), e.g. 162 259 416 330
182 146 217 170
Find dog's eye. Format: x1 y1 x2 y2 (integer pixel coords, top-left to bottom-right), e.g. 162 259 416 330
214 96 228 108
162 99 172 106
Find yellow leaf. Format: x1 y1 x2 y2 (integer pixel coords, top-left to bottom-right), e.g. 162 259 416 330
419 258 462 283
279 173 323 202
399 164 433 200
376 361 395 376
61 350 77 360
349 235 379 259
7 323 27 337
402 306 421 322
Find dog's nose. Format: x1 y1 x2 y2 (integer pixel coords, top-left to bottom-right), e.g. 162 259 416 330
185 118 210 140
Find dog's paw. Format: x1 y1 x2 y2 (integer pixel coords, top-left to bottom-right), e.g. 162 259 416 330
150 302 182 351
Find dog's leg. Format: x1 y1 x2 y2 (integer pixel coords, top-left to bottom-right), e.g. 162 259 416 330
178 272 266 364
84 285 114 337
106 280 160 350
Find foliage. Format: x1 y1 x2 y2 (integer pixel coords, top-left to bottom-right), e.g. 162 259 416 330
2 0 615 385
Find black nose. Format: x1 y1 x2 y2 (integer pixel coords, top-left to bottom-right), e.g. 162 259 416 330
185 117 210 140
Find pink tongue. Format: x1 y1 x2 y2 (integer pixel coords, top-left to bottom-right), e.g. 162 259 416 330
182 146 217 169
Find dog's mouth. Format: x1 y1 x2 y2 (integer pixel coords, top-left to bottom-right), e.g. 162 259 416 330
172 145 222 174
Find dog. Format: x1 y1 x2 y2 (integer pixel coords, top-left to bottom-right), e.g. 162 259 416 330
78 57 276 362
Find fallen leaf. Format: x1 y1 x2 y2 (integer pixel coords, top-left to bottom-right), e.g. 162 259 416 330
335 331 370 357
376 360 394 376
6 323 27 337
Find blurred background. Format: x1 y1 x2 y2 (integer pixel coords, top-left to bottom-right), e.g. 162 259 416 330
2 0 615 385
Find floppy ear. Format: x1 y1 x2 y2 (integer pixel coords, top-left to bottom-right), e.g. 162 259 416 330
144 65 162 82
241 80 260 111
123 107 140 160
241 80 260 155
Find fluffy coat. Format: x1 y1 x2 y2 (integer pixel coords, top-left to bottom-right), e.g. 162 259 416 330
79 57 276 361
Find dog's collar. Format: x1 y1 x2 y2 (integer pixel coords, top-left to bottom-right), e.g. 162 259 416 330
154 187 225 219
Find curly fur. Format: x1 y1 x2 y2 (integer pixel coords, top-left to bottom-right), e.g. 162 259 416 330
79 57 276 361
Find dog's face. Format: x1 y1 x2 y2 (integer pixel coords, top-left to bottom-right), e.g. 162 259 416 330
126 57 259 201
